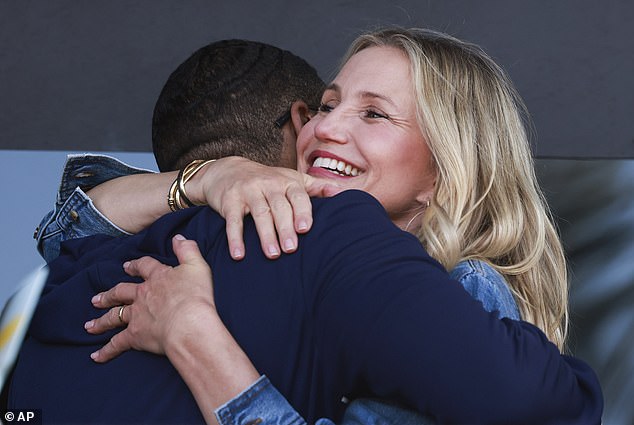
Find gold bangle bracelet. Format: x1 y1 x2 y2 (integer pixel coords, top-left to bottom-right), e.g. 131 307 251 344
167 159 216 211
167 177 180 212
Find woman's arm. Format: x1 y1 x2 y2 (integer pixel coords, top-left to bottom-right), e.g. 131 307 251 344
84 171 177 234
40 155 336 261
86 236 260 425
86 156 327 257
85 236 426 425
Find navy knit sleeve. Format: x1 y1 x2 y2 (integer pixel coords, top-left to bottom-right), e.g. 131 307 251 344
307 190 603 425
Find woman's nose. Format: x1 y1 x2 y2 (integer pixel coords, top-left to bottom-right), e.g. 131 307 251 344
313 108 349 145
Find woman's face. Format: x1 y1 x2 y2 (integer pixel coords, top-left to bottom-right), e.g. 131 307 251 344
296 45 436 229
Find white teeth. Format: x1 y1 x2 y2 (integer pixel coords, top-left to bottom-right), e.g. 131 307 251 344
311 156 360 177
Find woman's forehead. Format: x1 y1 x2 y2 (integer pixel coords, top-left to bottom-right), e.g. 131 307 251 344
328 46 416 110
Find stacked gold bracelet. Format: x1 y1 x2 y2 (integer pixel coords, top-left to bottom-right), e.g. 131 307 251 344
167 159 216 211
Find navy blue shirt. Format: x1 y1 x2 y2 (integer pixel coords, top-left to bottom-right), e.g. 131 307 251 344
10 190 602 424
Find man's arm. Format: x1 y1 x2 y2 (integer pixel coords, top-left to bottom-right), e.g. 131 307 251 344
78 191 602 424
213 259 520 425
309 191 602 424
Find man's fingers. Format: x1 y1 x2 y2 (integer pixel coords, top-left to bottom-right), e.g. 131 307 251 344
90 330 132 363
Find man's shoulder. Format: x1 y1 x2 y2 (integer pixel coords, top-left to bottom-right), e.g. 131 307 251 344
308 189 423 247
311 189 382 208
300 190 429 275
309 190 392 231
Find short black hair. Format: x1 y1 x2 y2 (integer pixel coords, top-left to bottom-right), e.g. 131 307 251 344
151 39 325 171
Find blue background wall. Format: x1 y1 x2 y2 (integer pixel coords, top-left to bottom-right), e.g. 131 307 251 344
2 1 633 157
0 151 157 295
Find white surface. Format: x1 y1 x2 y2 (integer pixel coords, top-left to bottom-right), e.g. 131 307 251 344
0 266 48 391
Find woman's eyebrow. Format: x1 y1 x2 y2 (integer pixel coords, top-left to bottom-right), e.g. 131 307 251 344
326 83 396 108
324 83 340 94
359 91 396 108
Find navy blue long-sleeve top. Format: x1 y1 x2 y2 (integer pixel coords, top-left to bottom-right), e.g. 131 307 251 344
9 190 602 424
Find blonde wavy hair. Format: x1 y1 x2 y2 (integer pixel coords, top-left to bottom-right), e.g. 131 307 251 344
345 28 568 350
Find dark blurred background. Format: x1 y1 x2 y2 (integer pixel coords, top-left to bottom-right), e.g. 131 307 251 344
537 159 634 425
1 2 632 423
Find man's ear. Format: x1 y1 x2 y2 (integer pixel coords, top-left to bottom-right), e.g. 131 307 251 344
290 100 312 136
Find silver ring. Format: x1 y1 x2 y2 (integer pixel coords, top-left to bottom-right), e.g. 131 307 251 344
117 305 126 324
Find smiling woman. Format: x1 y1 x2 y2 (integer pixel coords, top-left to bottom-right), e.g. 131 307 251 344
299 46 436 230
12 28 602 424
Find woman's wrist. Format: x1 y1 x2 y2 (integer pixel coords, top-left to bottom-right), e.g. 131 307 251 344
179 157 229 208
86 171 178 234
167 159 218 211
164 304 260 413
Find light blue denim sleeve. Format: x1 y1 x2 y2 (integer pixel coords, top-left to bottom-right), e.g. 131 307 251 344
449 259 520 320
215 376 310 425
339 398 434 425
214 377 432 425
34 154 154 263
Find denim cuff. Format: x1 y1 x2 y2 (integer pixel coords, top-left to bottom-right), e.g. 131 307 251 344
215 375 307 425
35 154 153 262
56 154 153 201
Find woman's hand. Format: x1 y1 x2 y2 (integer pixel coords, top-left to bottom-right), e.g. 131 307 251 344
85 234 217 362
86 235 261 425
188 156 340 260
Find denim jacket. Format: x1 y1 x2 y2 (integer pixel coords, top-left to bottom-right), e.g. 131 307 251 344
34 154 153 263
37 154 520 425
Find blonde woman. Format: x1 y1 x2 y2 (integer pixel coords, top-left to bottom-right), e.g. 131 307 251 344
19 28 600 424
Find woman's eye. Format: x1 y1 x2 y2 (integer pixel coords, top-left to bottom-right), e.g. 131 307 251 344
318 103 334 113
364 109 389 120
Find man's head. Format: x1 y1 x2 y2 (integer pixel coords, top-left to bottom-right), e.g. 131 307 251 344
151 39 325 172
